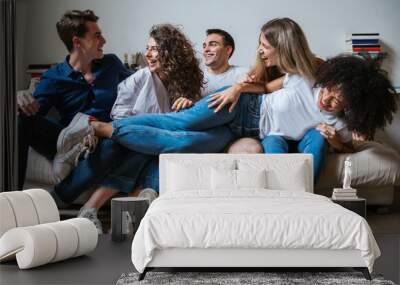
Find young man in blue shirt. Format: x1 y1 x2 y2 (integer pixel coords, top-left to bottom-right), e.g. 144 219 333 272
17 10 131 189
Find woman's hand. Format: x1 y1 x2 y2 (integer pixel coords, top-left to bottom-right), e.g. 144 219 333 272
352 131 368 141
171 97 194 112
237 73 257 84
207 86 241 113
316 123 343 151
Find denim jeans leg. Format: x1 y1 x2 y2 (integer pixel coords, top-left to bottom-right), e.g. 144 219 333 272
110 93 239 154
138 157 160 193
261 135 289 153
113 94 237 132
297 128 327 182
18 114 63 189
112 124 234 155
54 138 150 202
101 152 154 195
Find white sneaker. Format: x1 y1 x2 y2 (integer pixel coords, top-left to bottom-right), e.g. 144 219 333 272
53 143 85 183
78 207 103 235
57 113 93 153
138 188 158 204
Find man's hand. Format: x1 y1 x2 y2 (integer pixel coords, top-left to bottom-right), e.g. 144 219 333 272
17 90 39 116
316 123 343 151
171 97 194 112
207 86 241 113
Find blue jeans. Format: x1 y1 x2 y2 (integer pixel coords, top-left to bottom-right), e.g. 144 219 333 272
111 92 261 154
137 157 159 192
261 128 327 181
54 138 154 203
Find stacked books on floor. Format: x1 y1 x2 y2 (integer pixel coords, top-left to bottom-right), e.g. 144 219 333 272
346 33 382 59
332 188 358 200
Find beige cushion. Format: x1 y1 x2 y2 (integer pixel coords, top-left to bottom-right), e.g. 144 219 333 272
25 147 58 185
317 141 400 189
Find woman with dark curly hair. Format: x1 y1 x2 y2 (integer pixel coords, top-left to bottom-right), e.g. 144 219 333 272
314 56 397 142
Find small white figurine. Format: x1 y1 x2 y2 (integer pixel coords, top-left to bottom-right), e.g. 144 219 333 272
343 156 352 189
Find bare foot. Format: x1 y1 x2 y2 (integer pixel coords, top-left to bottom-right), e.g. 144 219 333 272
91 121 113 138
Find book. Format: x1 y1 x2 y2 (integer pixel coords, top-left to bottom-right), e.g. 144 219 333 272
333 193 357 197
353 47 381 52
352 44 380 48
351 39 380 45
351 33 379 36
346 33 380 41
332 193 358 199
333 188 357 193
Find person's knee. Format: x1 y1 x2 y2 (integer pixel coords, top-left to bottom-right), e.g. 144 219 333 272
226 138 263 154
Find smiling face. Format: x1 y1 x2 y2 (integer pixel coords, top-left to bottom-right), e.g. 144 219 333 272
318 86 347 113
257 32 277 68
145 37 161 72
76 21 106 61
202 33 232 69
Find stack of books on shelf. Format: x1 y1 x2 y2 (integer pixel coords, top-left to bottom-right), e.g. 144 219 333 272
332 188 358 200
346 33 381 59
27 64 53 79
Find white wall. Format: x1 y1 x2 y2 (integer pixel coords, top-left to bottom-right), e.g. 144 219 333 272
16 0 400 151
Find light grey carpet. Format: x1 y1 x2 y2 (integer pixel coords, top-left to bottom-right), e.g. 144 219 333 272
116 271 396 285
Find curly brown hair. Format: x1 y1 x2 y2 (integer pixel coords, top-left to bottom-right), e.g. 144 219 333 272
149 24 203 104
315 55 398 139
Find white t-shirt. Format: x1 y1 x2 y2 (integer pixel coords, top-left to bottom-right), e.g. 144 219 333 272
110 67 170 120
202 65 248 96
258 73 351 142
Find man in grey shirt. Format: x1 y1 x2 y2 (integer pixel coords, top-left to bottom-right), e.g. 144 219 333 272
201 29 261 153
202 29 248 96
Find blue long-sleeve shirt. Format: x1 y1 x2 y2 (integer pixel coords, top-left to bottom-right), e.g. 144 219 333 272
33 54 132 125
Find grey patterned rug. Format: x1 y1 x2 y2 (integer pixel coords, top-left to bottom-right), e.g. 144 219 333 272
116 271 396 285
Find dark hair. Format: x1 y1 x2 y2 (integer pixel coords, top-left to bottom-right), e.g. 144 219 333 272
206 28 235 58
56 10 99 52
150 24 204 103
315 55 398 139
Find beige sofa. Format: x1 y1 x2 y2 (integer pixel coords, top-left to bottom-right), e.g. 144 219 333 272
316 141 400 205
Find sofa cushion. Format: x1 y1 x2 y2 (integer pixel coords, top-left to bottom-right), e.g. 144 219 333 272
25 147 58 185
317 141 400 189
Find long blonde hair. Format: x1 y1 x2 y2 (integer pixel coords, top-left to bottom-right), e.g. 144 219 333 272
251 18 316 83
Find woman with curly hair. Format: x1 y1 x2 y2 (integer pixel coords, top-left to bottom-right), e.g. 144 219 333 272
112 23 203 118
